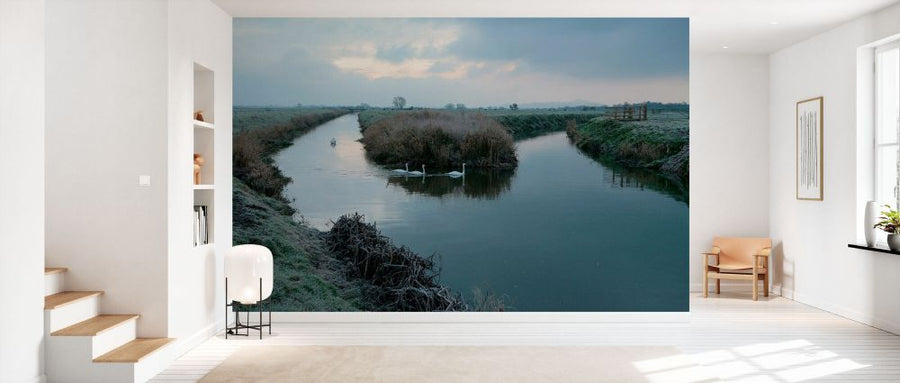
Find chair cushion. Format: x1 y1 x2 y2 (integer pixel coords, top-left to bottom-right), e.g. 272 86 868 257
712 237 771 269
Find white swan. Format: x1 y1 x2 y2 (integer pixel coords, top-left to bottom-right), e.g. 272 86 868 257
391 163 409 174
447 163 466 178
408 164 425 177
330 138 336 146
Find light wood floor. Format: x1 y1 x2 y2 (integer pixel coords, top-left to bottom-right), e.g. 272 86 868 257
151 292 900 382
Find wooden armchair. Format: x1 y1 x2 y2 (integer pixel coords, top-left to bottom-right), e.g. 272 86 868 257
702 237 772 300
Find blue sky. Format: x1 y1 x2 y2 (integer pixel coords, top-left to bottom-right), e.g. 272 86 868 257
234 18 688 108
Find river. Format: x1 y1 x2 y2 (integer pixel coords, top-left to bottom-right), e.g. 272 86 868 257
274 113 688 311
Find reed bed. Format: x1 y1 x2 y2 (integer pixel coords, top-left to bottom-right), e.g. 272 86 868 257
360 110 517 170
326 213 467 311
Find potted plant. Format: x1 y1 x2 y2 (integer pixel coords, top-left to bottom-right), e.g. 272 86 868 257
874 204 900 251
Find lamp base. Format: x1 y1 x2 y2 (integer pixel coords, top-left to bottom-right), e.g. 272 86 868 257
225 277 272 339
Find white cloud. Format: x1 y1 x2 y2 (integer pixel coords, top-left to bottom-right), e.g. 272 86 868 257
332 53 501 81
332 56 438 80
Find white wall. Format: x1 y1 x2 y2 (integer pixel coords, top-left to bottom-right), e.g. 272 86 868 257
0 1 46 381
46 0 171 337
689 54 771 292
45 0 232 342
769 3 900 333
167 0 233 349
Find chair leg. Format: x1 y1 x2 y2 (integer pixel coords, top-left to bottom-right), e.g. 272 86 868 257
764 273 769 297
752 269 759 301
703 269 708 298
715 279 721 294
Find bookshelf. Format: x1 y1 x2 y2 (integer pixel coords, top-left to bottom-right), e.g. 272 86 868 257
193 63 215 247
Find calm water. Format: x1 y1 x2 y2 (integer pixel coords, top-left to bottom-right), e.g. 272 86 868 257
275 114 688 311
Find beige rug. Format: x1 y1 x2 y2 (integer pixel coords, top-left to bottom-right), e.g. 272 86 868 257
199 346 718 382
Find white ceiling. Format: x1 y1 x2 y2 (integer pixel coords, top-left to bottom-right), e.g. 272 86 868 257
212 0 900 54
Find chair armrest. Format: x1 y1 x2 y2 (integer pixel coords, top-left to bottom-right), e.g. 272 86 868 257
702 246 721 266
753 247 771 269
754 247 771 257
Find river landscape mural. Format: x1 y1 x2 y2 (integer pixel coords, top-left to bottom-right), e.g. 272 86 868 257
233 18 689 312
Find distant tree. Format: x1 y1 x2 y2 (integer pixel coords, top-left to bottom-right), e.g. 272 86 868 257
392 96 407 109
444 103 455 110
359 103 370 109
509 103 518 110
456 103 466 110
296 103 303 109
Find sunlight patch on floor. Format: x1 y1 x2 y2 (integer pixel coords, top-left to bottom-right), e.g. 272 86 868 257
634 339 870 382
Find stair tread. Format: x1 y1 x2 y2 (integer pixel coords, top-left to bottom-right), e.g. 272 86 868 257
44 291 103 310
45 267 68 275
51 314 139 336
94 338 175 363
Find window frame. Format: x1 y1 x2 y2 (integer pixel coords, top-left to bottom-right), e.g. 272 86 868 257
874 41 900 208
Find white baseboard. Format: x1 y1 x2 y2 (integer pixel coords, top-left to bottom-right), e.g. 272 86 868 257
690 282 782 296
24 374 46 383
269 311 689 323
173 322 217 358
779 287 900 336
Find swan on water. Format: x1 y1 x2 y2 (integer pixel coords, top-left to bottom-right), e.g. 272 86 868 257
447 163 466 178
408 164 425 176
391 163 409 173
330 138 336 146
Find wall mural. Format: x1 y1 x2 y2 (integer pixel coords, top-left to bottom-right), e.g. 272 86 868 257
233 18 689 312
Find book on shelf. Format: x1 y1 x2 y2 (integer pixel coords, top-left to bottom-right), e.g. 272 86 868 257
193 205 208 246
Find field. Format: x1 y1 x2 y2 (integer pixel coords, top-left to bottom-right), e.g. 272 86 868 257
233 107 345 133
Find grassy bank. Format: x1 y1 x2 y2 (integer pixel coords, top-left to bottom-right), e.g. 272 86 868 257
567 113 689 180
233 177 363 311
487 111 603 139
359 110 517 169
233 108 348 201
233 108 476 311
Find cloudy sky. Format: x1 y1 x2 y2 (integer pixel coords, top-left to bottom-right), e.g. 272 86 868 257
234 18 688 108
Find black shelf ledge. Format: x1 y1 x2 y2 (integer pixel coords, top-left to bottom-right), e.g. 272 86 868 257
848 243 900 255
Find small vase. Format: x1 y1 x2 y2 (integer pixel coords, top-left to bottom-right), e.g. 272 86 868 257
888 234 900 252
865 201 879 247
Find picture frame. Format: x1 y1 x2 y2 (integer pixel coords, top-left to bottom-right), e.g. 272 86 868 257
796 96 824 200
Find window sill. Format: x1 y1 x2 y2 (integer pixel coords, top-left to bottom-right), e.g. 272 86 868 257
848 243 900 255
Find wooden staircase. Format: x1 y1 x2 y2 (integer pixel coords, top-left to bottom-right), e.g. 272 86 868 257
44 267 175 383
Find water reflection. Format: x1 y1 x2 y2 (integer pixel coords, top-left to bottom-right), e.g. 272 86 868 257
570 141 689 205
385 168 517 200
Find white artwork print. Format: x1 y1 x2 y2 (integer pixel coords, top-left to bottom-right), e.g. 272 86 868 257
797 97 822 200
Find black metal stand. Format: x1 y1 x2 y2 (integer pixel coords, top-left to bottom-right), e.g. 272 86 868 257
225 277 272 339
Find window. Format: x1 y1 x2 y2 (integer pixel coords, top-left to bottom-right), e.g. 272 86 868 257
875 43 900 208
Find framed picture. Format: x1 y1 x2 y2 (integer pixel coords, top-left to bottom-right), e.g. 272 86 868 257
796 96 823 200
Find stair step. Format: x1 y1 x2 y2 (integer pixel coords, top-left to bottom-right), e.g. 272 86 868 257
45 291 103 310
45 267 68 275
93 338 174 363
45 268 67 297
51 314 139 337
